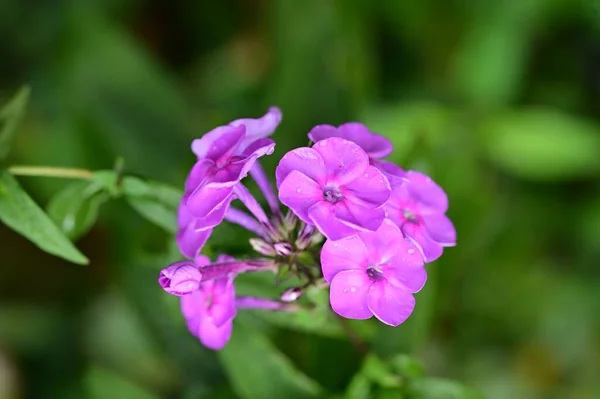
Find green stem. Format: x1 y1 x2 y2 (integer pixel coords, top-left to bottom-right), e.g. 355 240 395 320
8 165 93 180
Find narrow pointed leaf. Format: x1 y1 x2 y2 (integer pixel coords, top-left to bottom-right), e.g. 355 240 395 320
0 86 31 160
47 180 109 240
0 170 88 264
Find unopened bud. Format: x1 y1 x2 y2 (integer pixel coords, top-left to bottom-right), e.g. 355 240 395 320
250 238 275 256
158 261 202 296
281 287 303 302
274 242 293 256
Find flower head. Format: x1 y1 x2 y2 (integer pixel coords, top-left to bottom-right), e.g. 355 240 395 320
158 260 202 296
185 107 281 220
180 254 237 350
320 220 426 326
276 137 391 240
385 171 456 262
308 123 393 160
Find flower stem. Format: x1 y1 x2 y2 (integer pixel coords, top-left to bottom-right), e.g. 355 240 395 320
8 165 93 180
235 296 301 311
199 259 276 281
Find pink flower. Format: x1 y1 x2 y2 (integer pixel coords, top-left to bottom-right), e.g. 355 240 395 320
320 220 426 326
158 260 202 296
385 171 456 263
180 255 237 350
276 137 391 240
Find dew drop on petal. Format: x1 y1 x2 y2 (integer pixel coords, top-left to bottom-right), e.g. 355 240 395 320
296 188 301 193
319 141 327 147
343 288 348 293
364 173 369 178
350 287 356 293
408 248 415 255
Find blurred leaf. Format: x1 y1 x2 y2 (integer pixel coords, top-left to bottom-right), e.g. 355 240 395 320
452 0 541 106
0 170 88 264
344 373 372 399
122 176 181 233
390 355 425 380
362 355 402 389
483 108 600 181
361 102 454 166
219 317 323 399
408 378 484 399
92 170 121 196
85 366 160 399
47 180 109 240
0 85 30 160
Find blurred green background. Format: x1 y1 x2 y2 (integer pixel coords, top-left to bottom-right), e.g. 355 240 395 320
2 0 600 398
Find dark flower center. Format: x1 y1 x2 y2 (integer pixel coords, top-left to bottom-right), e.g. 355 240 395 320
366 265 384 281
323 186 343 203
403 209 418 223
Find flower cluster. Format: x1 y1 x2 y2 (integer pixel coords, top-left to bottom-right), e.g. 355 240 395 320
159 108 456 349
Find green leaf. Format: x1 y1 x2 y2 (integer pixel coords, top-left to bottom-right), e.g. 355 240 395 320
344 373 372 399
0 170 88 264
482 108 600 181
85 366 160 399
0 86 30 160
408 378 484 399
389 355 425 380
362 355 402 389
47 180 109 240
219 317 323 399
122 176 181 233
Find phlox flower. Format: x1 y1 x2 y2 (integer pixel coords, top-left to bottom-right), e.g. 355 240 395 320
385 171 456 262
276 137 391 240
180 254 237 350
320 220 426 326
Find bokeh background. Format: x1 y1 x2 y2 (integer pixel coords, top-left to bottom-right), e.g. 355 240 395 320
2 0 600 398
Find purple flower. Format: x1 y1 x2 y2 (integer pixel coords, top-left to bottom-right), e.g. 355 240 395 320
385 171 456 263
308 123 393 160
184 107 281 221
276 137 391 240
180 254 237 350
320 219 426 326
158 260 202 296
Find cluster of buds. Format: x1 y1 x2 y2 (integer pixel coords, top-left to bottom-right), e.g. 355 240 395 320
159 107 456 350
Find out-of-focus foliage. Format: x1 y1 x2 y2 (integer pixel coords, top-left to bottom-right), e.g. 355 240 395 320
1 0 600 398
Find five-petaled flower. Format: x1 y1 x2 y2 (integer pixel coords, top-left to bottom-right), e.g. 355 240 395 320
386 171 456 263
276 137 391 240
320 219 426 326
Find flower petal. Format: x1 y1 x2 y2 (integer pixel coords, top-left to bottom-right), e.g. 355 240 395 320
209 276 236 327
192 125 246 161
383 246 427 293
185 159 214 192
275 147 327 188
181 289 205 321
198 317 233 350
401 222 443 263
343 165 390 208
177 226 213 258
193 194 235 229
313 138 369 185
232 106 282 149
194 254 211 267
357 219 404 264
372 160 406 185
338 122 393 159
308 202 361 240
329 270 373 320
367 280 416 326
187 185 234 219
279 170 323 223
405 171 448 213
335 201 385 233
321 235 368 283
422 213 456 246
307 124 338 142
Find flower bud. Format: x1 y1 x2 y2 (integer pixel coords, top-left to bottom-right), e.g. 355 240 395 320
250 238 275 256
281 287 303 302
274 242 293 256
158 261 202 296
